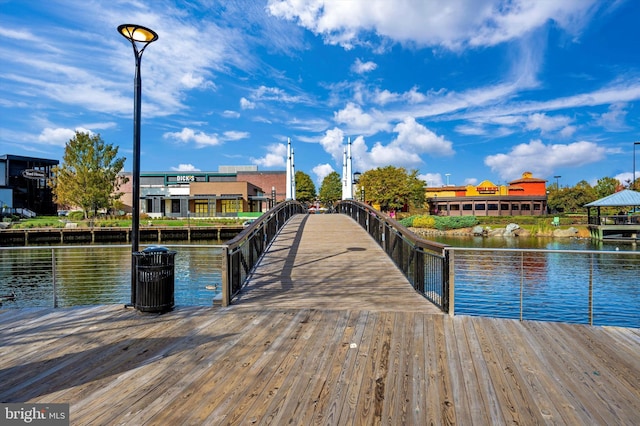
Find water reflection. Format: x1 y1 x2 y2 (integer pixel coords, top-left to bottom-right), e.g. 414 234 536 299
0 244 224 309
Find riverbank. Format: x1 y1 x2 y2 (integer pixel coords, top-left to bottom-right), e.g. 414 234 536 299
410 223 591 239
0 225 243 246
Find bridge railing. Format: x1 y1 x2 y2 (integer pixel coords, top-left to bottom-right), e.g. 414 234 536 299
336 200 451 311
220 200 305 306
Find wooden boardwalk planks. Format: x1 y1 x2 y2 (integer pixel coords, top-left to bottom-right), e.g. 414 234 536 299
1 214 638 424
1 306 638 425
234 214 442 313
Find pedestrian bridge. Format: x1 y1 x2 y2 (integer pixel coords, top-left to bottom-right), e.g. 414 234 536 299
233 213 443 313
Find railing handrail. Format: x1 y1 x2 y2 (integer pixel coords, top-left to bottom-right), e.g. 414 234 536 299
336 200 449 253
220 200 305 306
445 246 640 255
336 200 451 311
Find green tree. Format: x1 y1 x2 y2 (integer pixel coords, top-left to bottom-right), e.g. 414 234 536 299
594 176 620 199
359 166 425 212
551 180 597 213
295 170 316 203
50 131 127 219
318 171 342 207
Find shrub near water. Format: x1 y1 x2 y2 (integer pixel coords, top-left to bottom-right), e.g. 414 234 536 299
407 215 479 230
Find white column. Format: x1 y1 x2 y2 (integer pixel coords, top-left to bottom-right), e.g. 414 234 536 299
341 147 348 200
341 137 354 200
286 138 292 200
291 148 296 201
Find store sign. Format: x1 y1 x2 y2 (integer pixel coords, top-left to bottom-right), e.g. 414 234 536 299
176 175 195 182
22 169 47 179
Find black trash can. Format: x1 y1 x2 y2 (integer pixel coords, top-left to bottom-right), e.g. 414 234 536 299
133 246 176 313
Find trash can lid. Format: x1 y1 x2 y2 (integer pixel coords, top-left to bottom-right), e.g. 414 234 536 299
142 245 170 253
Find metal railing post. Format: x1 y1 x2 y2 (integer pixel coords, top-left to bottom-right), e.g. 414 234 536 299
220 246 230 307
520 251 524 321
589 253 594 326
52 248 58 308
447 249 454 316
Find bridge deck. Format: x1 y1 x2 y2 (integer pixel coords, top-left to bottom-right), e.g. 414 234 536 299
0 214 638 424
233 214 442 312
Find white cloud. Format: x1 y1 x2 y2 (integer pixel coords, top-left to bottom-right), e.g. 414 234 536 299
334 102 390 135
267 0 600 50
419 173 444 187
484 139 606 181
595 103 629 131
37 127 93 146
251 143 287 167
222 131 250 141
392 117 455 157
240 97 256 110
312 163 335 185
351 58 377 74
163 128 221 147
319 127 346 163
171 163 201 171
525 113 573 134
223 110 241 118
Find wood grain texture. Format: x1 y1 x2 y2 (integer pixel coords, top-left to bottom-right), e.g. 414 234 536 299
1 214 638 425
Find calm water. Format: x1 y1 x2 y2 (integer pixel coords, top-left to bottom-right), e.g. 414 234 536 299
1 237 638 328
428 236 639 328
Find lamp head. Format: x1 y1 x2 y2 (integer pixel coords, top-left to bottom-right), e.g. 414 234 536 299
118 24 158 44
353 171 361 183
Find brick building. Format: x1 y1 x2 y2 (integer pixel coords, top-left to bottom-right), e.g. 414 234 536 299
119 166 286 218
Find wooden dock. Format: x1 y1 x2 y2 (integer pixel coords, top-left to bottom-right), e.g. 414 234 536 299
1 214 639 424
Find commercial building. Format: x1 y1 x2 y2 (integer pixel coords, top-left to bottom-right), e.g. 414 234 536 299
425 171 548 216
119 166 286 218
0 154 58 216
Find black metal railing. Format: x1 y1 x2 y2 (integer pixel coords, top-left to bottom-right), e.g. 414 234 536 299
220 200 305 306
336 200 451 311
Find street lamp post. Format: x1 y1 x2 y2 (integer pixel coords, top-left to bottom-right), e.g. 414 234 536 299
118 24 158 306
554 175 561 190
634 142 640 191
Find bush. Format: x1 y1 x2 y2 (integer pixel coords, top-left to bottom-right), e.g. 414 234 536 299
433 215 479 230
68 211 84 221
413 216 436 228
398 215 418 227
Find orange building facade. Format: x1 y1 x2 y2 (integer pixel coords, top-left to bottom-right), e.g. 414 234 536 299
425 172 548 216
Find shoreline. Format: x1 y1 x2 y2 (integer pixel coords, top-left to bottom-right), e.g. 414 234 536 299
409 224 592 239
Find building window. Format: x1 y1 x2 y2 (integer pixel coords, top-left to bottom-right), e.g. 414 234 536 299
171 199 180 213
462 204 473 211
221 199 241 213
500 203 510 210
449 204 460 211
475 204 486 210
488 203 499 210
521 204 531 211
195 200 209 214
512 205 519 211
533 204 541 210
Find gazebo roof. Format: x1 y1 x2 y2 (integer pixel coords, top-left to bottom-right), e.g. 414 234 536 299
584 189 640 207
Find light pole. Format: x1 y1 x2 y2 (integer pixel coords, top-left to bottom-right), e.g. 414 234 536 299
634 142 640 190
118 24 158 306
353 171 362 201
554 175 561 190
445 173 451 186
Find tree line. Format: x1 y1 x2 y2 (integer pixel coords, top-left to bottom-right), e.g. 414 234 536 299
50 131 638 218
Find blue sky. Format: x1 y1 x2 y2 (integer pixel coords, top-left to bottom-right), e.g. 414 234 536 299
2 0 640 189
